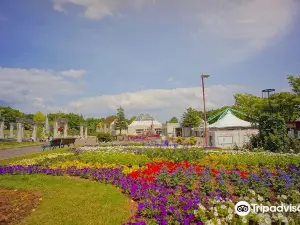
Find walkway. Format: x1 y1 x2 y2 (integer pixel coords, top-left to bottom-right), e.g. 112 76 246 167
0 137 98 160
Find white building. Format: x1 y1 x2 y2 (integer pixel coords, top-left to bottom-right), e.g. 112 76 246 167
128 113 162 136
162 123 181 137
208 109 258 148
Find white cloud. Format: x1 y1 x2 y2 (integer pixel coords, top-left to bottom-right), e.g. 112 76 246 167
51 0 299 64
191 0 299 63
0 67 85 113
60 69 87 78
52 0 153 20
67 84 244 120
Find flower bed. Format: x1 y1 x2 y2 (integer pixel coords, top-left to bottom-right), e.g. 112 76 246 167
1 159 299 225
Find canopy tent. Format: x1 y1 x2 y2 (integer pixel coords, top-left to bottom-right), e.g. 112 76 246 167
208 109 252 129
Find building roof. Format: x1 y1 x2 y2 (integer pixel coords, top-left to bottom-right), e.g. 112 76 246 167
129 113 161 127
208 110 252 128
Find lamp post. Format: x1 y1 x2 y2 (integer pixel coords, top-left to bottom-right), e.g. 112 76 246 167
262 89 275 113
201 74 210 147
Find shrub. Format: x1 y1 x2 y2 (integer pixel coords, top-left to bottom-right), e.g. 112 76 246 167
97 132 113 142
189 136 197 145
176 136 184 144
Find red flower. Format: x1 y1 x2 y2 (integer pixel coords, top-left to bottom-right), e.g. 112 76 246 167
239 171 249 179
211 168 219 176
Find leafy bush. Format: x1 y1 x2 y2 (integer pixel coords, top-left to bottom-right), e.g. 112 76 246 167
97 132 113 142
176 136 184 144
288 136 300 153
189 136 197 145
142 148 205 162
251 114 290 152
81 152 150 166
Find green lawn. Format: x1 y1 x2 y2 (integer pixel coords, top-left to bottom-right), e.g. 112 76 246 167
0 174 134 225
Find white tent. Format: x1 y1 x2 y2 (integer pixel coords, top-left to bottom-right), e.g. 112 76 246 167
208 110 252 129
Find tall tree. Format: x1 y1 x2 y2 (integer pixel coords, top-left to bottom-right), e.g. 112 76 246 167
234 93 265 121
33 111 46 139
181 107 202 127
287 75 300 95
0 106 24 128
114 107 127 134
270 92 300 122
169 117 179 123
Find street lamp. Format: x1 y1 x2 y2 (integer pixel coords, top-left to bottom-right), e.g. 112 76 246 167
262 89 275 113
201 74 210 147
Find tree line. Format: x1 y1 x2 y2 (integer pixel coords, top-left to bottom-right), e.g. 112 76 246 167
0 75 299 133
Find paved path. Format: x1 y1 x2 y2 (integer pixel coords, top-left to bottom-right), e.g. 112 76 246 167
0 137 98 161
0 145 43 160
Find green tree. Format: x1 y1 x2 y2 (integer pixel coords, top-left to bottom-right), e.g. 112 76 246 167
33 111 46 139
287 75 300 95
234 93 265 121
126 116 136 125
169 117 179 123
252 113 289 152
0 106 24 128
114 107 127 134
271 92 300 122
181 107 202 127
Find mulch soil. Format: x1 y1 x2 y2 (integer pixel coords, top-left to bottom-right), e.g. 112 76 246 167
0 188 42 225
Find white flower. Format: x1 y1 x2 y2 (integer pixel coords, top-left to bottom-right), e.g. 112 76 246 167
244 196 249 201
282 217 288 223
277 213 283 219
228 208 233 214
242 217 247 223
214 211 219 217
264 215 272 224
250 198 256 204
221 205 226 209
249 189 256 195
281 195 287 200
227 214 233 221
257 195 264 202
217 219 221 225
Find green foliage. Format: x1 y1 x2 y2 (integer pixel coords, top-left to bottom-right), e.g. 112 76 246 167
181 107 202 127
33 111 46 139
270 92 300 122
255 114 289 152
114 107 128 134
0 106 24 127
189 136 197 145
168 117 179 123
81 152 150 166
142 148 206 162
126 116 136 125
176 136 184 144
234 93 265 121
97 132 113 142
288 75 300 95
86 117 104 133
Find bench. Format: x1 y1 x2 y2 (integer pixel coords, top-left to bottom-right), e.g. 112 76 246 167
42 138 76 151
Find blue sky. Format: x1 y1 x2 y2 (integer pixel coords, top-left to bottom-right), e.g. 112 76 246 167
0 0 299 121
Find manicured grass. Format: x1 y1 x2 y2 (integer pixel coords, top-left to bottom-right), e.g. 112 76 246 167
0 148 69 165
0 142 41 150
0 174 134 225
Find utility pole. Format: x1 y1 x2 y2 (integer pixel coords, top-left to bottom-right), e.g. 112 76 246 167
201 74 210 146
